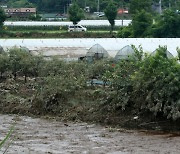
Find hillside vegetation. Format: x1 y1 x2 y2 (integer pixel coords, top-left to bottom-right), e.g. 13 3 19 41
1 0 179 13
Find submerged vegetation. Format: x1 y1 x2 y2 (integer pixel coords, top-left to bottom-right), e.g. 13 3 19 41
0 47 180 131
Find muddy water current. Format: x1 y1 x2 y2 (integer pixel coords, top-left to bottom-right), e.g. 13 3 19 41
0 114 180 154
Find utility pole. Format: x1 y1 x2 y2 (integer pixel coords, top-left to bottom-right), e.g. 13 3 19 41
122 0 124 27
97 0 100 13
169 0 171 9
84 0 87 12
175 0 177 9
64 6 66 15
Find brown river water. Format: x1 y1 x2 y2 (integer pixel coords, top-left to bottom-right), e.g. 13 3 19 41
0 114 180 154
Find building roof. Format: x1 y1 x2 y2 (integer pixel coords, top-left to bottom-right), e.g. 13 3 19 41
4 8 36 13
117 8 129 14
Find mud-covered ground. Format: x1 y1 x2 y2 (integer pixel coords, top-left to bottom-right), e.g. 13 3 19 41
0 114 180 154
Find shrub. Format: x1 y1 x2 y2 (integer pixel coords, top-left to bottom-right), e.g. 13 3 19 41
117 26 133 38
0 52 9 78
132 47 180 120
35 61 88 113
8 47 43 81
103 59 138 110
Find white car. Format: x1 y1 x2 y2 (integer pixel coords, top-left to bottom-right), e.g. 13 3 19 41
68 25 87 32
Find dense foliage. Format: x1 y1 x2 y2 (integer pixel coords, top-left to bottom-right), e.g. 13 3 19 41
0 8 6 30
153 9 180 37
132 48 180 120
131 10 153 37
68 1 84 25
118 9 180 38
129 0 152 14
1 0 179 13
104 0 117 33
1 0 128 13
0 47 180 122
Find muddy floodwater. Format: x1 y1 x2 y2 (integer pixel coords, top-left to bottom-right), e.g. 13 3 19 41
0 114 180 154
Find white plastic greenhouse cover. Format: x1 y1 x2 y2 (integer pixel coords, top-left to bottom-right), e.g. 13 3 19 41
151 49 174 58
86 44 109 58
114 45 135 60
0 38 179 57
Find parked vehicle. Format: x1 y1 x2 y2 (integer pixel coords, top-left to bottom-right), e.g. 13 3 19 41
68 25 87 32
93 12 105 17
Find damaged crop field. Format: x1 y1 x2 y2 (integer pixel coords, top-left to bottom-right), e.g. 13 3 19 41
0 46 180 132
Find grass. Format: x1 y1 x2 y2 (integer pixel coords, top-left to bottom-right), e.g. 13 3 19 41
2 25 119 38
8 30 117 33
0 31 117 38
0 125 14 153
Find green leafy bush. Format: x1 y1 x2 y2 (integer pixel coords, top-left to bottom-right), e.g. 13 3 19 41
103 60 138 110
35 61 88 113
117 26 133 38
1 46 180 122
132 47 180 120
0 52 9 78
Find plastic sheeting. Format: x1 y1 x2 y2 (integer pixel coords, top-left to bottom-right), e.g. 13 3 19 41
114 45 135 61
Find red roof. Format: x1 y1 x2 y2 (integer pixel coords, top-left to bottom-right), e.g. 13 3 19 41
118 8 128 14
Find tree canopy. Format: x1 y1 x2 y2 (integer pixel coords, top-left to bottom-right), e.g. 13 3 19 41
68 1 84 25
0 8 6 29
104 1 117 33
129 0 152 14
153 9 180 37
131 10 153 37
1 0 179 14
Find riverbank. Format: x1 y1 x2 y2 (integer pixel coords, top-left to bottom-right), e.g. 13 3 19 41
0 47 179 133
0 76 179 132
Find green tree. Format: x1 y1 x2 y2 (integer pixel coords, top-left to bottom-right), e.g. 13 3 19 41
9 47 34 82
28 14 41 21
104 0 117 34
9 48 21 80
18 50 35 82
129 0 152 14
0 53 9 78
131 10 153 37
0 8 6 30
177 48 180 60
40 56 66 77
153 9 180 37
7 0 34 8
68 1 84 25
118 26 133 38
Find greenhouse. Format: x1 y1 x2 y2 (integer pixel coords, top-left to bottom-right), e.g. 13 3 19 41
86 44 109 62
150 49 174 58
114 45 135 61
